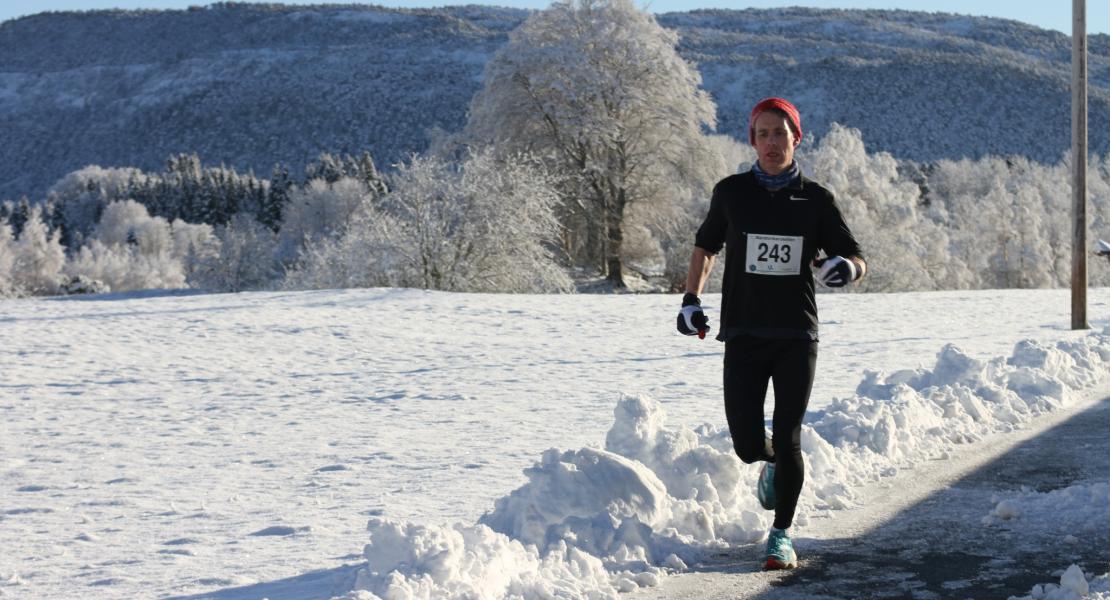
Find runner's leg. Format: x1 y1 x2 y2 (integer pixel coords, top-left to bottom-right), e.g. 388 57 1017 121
769 339 818 530
723 336 775 464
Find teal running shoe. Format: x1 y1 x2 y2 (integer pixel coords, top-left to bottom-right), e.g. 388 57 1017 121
763 528 798 570
756 462 776 510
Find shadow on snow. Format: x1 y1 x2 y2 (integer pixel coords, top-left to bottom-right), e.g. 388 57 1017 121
164 563 363 600
757 395 1110 599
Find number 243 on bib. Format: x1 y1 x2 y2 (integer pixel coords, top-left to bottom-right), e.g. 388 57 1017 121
746 234 803 276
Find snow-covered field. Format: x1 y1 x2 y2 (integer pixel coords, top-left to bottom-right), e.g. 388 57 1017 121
2 287 1110 598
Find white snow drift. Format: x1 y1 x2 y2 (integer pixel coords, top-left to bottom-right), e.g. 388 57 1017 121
344 331 1110 599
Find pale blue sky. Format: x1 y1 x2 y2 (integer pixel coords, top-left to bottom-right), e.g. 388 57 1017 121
1 1 1107 36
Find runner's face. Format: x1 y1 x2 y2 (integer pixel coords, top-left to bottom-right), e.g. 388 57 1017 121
752 111 798 175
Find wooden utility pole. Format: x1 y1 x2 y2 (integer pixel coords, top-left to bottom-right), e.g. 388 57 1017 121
1073 0 1089 330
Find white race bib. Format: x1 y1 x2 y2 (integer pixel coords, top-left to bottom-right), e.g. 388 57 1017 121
746 233 803 276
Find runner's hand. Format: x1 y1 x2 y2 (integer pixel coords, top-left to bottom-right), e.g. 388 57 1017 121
814 256 859 288
677 292 710 338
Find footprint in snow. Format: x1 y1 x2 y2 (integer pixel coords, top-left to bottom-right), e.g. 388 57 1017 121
315 464 349 473
163 538 200 546
4 507 54 515
158 548 196 556
249 525 311 537
196 577 240 586
90 577 135 587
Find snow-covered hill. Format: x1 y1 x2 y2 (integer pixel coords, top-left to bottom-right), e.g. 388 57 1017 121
1 286 1109 598
2 3 1109 202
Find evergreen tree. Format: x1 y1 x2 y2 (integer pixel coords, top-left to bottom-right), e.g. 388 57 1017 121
305 153 345 183
358 151 389 197
264 164 294 231
0 201 11 232
44 199 69 250
9 197 31 238
168 153 205 224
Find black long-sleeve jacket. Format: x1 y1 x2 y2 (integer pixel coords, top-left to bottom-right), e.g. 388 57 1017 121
695 170 862 342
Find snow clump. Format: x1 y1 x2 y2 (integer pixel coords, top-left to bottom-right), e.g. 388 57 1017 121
983 481 1110 532
1010 563 1110 600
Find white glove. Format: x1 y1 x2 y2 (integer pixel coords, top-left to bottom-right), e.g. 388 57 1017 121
677 293 710 338
814 256 859 288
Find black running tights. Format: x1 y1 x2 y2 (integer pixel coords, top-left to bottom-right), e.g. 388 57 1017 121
723 335 817 530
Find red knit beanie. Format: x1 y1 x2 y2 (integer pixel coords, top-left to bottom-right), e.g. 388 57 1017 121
749 97 802 146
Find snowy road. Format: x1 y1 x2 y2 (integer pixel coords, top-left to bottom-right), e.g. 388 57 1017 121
631 390 1110 600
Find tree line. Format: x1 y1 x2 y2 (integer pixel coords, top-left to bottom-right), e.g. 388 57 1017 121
1 0 1108 298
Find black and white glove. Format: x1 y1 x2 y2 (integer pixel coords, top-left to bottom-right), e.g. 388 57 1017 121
813 256 861 288
677 292 710 339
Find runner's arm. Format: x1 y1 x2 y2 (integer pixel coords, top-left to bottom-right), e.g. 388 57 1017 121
848 256 867 281
685 246 717 295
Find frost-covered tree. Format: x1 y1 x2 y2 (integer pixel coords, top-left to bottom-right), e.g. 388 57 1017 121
12 205 65 295
356 151 390 197
304 152 390 194
65 200 186 292
170 219 220 286
304 153 346 184
1087 155 1110 288
285 150 571 293
65 240 185 292
282 208 398 291
389 150 570 292
465 0 720 287
193 213 280 292
0 223 16 297
95 200 174 254
655 133 753 291
277 177 374 264
922 155 1075 290
805 124 957 292
46 165 143 249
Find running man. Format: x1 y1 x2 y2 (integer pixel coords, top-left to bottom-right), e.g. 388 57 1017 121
676 97 867 570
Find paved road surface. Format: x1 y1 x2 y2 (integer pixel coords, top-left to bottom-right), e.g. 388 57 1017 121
632 393 1110 600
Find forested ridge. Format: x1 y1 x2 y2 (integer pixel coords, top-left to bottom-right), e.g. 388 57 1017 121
2 2 1108 202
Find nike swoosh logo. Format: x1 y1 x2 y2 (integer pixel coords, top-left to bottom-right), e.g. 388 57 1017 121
789 196 808 201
